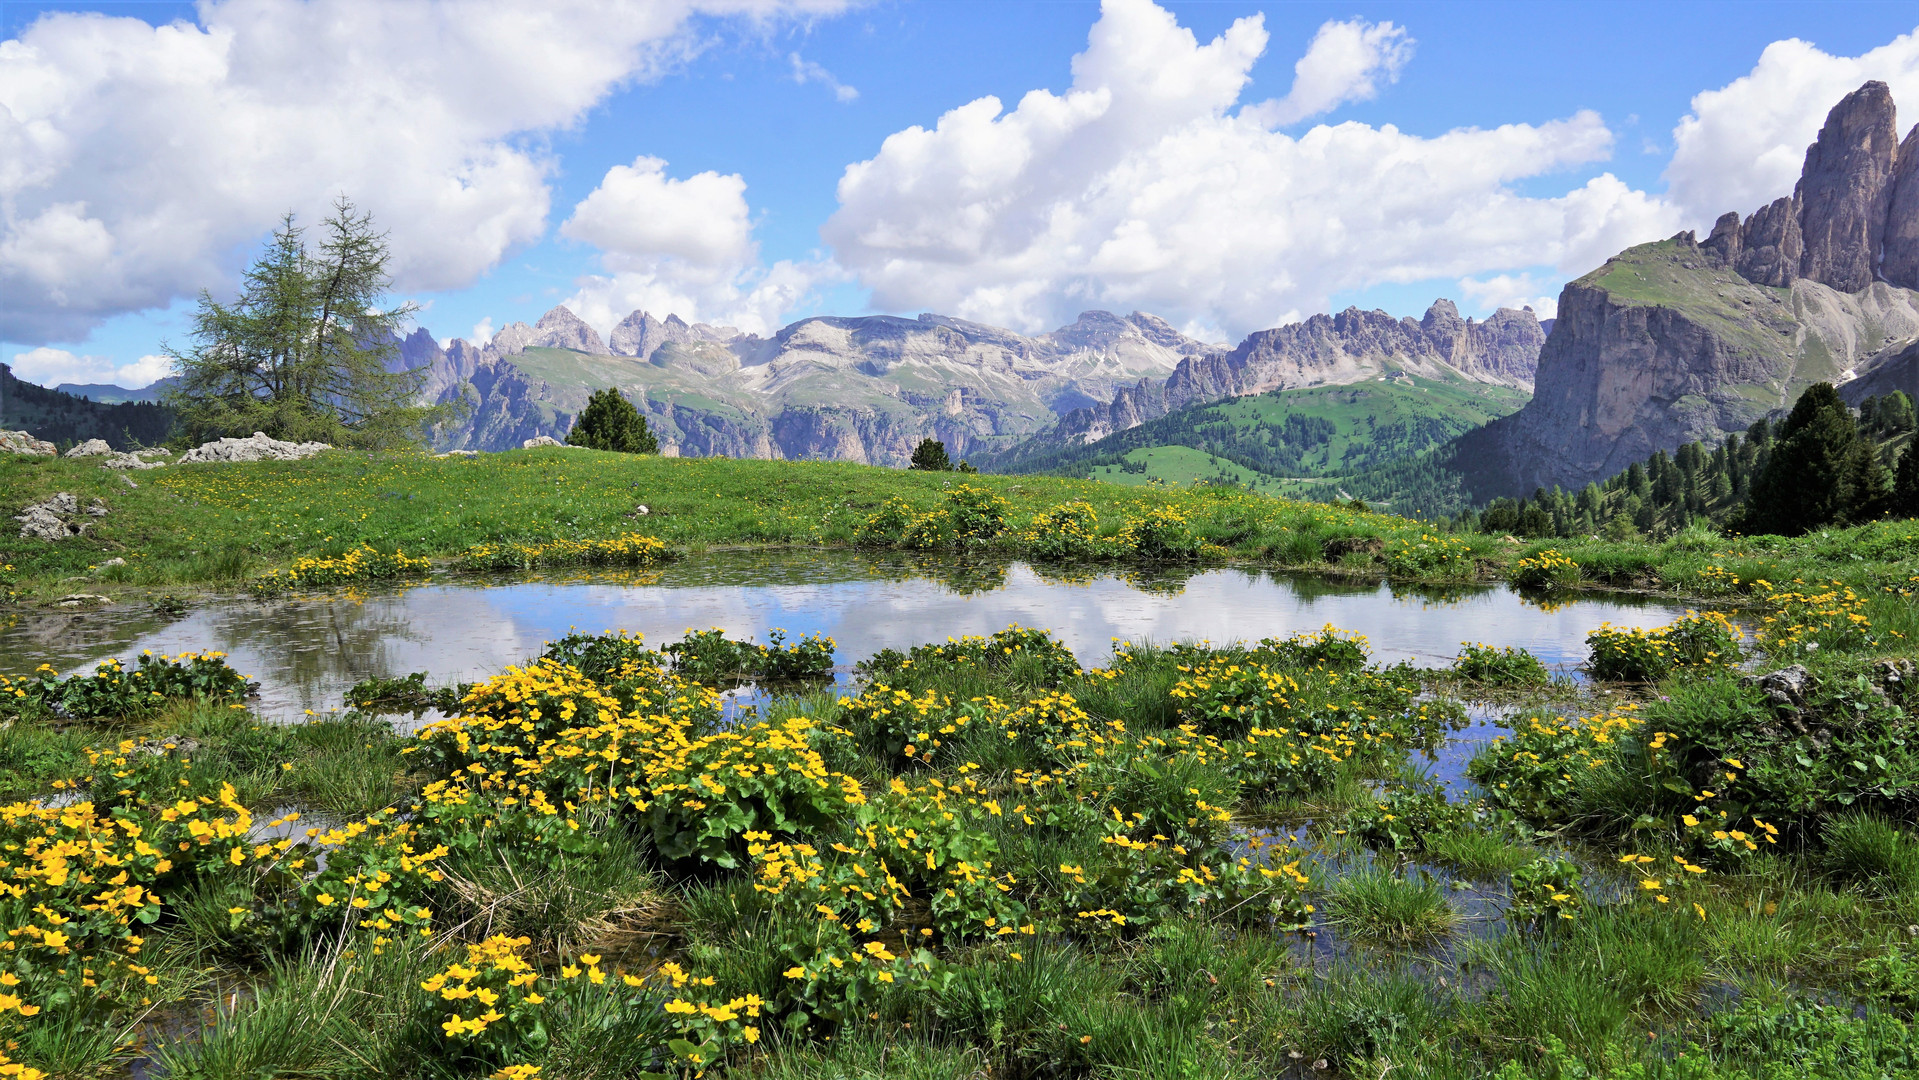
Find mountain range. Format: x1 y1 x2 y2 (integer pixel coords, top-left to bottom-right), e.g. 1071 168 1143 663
403 307 1218 465
987 298 1544 470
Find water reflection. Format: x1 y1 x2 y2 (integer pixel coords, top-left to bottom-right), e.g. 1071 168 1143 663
2 551 1692 723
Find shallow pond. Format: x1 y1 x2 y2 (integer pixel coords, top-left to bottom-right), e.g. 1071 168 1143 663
6 550 1691 726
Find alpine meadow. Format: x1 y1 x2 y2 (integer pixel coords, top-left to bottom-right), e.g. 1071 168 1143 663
7 4 1919 1080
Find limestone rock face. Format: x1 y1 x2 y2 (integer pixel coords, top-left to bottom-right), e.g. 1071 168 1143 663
490 322 536 357
1882 123 1919 288
609 310 670 358
1732 197 1803 288
1794 81 1900 292
64 439 111 457
1456 238 1919 497
1459 80 1919 499
607 311 739 359
1704 81 1919 291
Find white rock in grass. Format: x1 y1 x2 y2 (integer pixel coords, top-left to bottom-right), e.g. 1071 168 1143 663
178 432 331 463
0 431 55 456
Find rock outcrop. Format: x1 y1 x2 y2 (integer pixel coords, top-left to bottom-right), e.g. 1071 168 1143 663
177 432 332 464
0 430 55 456
1462 81 1919 498
101 450 169 470
15 492 104 541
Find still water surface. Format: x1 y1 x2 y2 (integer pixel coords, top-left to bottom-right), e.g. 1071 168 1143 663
3 551 1693 723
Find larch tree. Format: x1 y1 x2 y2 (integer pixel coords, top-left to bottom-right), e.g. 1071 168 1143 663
165 197 457 448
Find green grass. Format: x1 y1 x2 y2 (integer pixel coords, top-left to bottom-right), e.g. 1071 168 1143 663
999 373 1529 489
1088 445 1280 490
1423 830 1538 879
1323 865 1461 948
1819 814 1919 897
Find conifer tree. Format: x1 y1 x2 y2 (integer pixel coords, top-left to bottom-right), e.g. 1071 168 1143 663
1739 383 1887 535
166 197 455 448
566 388 658 453
1894 445 1919 519
909 437 952 471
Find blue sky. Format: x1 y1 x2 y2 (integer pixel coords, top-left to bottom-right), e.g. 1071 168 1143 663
5 0 1919 387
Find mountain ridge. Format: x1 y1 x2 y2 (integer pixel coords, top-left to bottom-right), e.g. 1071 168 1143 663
993 299 1545 464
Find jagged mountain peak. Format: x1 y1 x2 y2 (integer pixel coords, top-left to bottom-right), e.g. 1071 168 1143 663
1039 309 1219 355
1420 299 1464 333
529 305 608 355
1460 81 1919 500
1703 79 1918 293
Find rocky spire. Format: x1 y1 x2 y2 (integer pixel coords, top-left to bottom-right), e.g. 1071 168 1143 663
609 310 666 358
1794 80 1900 291
1710 81 1919 292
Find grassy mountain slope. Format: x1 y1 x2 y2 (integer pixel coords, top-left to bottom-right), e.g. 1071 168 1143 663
1086 445 1292 492
990 375 1527 499
1456 238 1919 500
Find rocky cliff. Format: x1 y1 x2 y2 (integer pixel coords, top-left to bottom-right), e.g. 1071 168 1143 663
1461 81 1919 498
417 306 1218 464
1031 299 1544 448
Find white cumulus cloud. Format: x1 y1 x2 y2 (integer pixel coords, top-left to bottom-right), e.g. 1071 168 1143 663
1457 273 1558 319
1244 17 1414 128
0 0 849 346
1666 29 1919 228
6 347 173 388
560 156 837 335
823 0 1678 338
